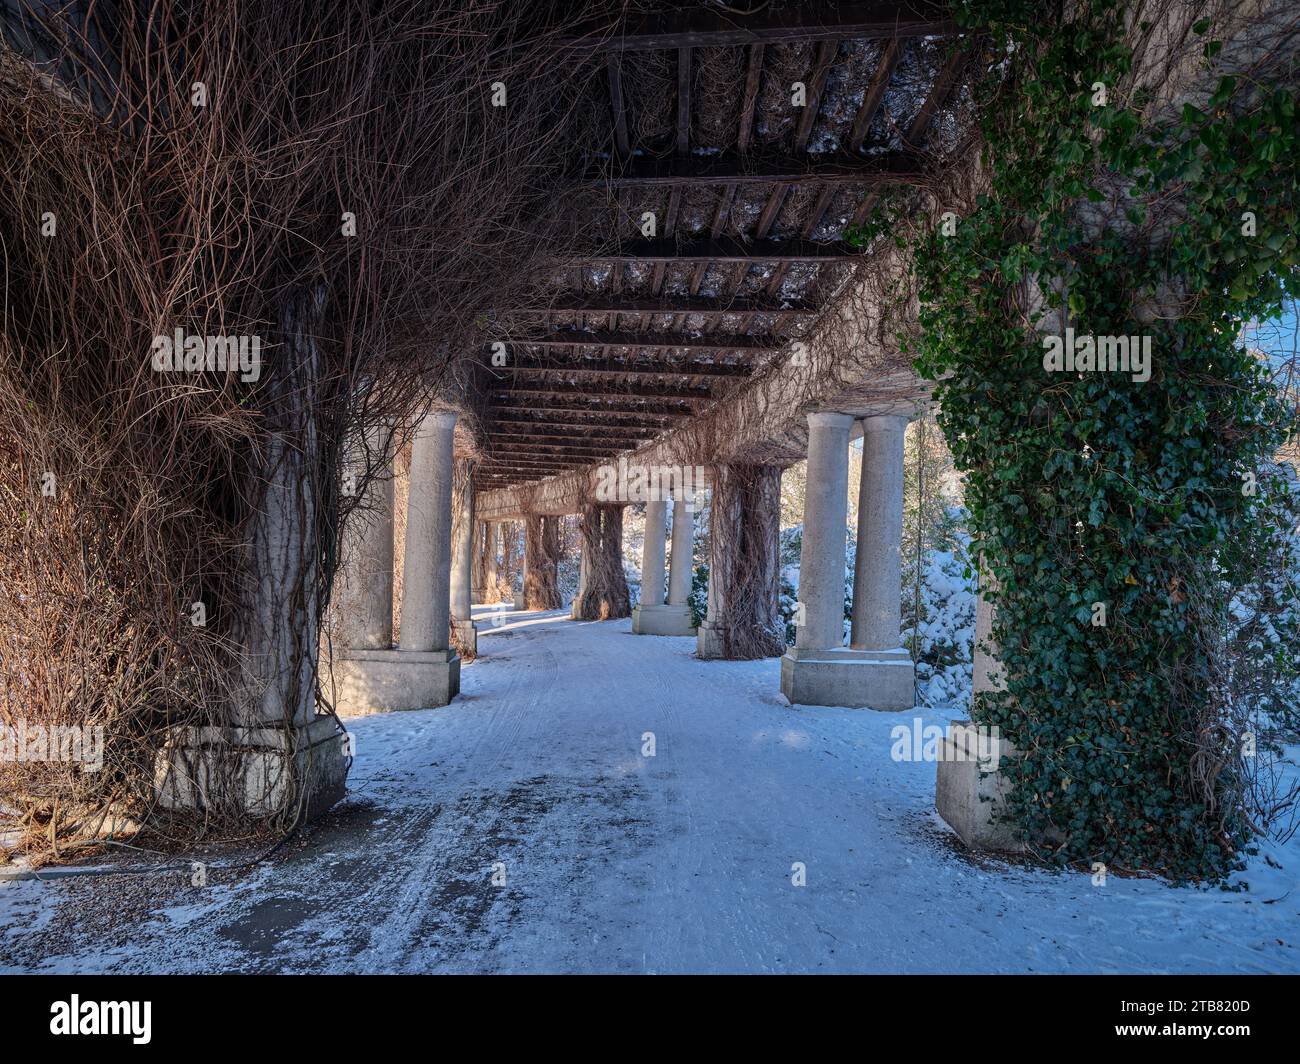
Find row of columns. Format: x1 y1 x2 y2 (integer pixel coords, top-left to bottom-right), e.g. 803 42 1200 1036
630 496 697 636
780 411 913 710
334 405 913 713
334 410 463 713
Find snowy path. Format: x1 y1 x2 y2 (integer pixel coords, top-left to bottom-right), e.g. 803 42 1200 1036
3 606 1299 973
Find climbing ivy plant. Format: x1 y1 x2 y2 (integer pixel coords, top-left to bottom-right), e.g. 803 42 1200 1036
858 1 1299 879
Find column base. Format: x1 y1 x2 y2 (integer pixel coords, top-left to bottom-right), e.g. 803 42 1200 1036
632 603 697 636
451 618 478 656
935 721 1028 853
779 646 914 709
694 620 727 658
333 648 461 715
153 715 348 821
512 591 525 610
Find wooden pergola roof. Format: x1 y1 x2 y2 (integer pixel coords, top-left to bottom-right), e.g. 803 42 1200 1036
474 2 971 490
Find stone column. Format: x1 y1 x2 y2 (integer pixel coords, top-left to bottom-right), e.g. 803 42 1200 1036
514 520 528 608
633 498 683 634
450 457 477 655
483 522 500 603
781 410 912 710
794 412 853 652
330 409 460 716
336 424 395 650
850 415 907 652
640 501 667 606
667 497 694 608
401 412 457 654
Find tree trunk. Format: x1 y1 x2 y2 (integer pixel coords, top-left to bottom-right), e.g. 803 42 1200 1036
524 514 562 609
704 464 783 658
573 502 631 620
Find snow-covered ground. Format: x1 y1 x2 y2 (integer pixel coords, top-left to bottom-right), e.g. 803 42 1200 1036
2 605 1298 973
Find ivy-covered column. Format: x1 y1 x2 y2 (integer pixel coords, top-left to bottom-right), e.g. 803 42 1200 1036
572 502 632 621
919 1 1300 877
523 514 562 610
697 464 783 660
482 522 501 604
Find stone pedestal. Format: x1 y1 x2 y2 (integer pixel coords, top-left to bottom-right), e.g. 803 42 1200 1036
934 721 1026 852
333 648 460 715
154 716 348 820
780 646 914 709
452 617 478 657
513 590 525 610
632 602 696 636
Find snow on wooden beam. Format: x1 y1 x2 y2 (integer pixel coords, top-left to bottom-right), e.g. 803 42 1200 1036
491 381 714 402
591 237 857 262
496 360 754 381
563 2 957 52
487 397 694 418
588 150 923 187
504 295 818 317
491 332 776 353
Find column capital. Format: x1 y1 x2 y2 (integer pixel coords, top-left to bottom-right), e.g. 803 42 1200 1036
423 409 459 431
806 410 855 431
858 413 910 433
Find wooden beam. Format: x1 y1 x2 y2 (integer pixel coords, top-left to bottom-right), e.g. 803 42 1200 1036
607 52 630 158
592 237 857 262
503 295 817 317
492 382 713 402
479 456 591 469
588 149 922 187
488 412 674 431
487 397 694 418
487 417 654 433
794 39 840 148
736 44 765 154
492 331 778 352
848 38 902 151
489 429 651 444
676 46 691 156
494 357 755 379
765 184 837 298
563 2 957 52
906 43 969 148
492 442 623 456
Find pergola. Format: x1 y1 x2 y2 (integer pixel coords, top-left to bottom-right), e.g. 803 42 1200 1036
471 1 973 491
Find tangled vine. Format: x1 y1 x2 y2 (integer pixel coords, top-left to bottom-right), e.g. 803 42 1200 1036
857 0 1299 878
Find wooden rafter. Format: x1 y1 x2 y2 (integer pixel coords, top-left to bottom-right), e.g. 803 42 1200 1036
593 237 857 262
493 358 755 379
906 42 969 148
848 37 902 151
486 397 694 417
591 150 922 187
491 330 779 352
503 295 817 317
607 51 630 158
736 43 764 154
492 381 713 402
564 2 956 52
